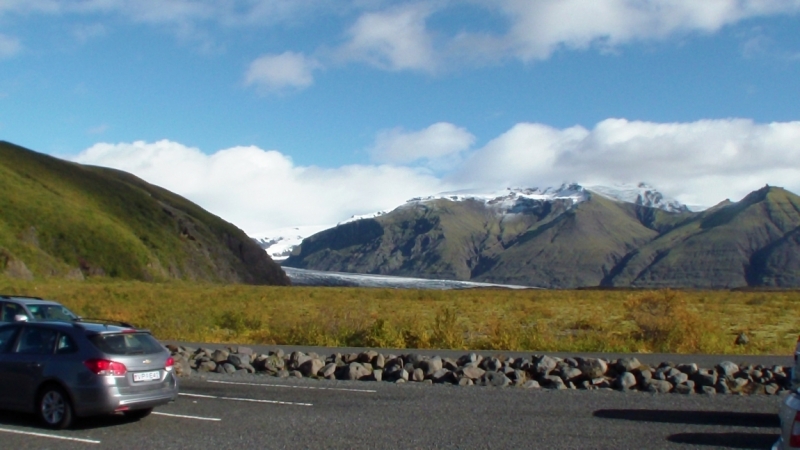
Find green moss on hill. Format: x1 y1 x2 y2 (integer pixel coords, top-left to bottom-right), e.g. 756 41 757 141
0 141 289 285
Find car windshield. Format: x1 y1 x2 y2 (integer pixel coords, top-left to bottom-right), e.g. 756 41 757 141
89 332 164 355
26 304 78 322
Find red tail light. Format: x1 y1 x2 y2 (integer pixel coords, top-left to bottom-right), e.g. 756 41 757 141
790 411 800 447
165 357 174 371
84 359 127 376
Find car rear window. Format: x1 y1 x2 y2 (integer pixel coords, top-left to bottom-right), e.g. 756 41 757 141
89 332 164 355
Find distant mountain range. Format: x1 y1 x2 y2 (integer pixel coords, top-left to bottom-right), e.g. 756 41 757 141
256 182 690 259
0 141 289 285
282 183 800 289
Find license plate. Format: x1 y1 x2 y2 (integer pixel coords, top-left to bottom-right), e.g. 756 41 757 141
133 371 161 382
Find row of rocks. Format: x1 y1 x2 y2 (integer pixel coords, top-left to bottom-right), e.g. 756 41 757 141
166 345 794 395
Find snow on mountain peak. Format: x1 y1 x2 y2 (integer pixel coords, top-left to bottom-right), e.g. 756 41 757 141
405 183 589 213
252 224 331 261
585 182 689 213
253 182 689 259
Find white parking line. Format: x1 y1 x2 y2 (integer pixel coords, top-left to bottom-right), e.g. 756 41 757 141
0 427 100 444
152 412 222 421
206 379 377 393
179 392 313 406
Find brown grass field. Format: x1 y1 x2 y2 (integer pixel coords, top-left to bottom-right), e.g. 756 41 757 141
1 278 798 355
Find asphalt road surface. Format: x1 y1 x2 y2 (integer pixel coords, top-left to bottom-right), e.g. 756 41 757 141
0 371 787 449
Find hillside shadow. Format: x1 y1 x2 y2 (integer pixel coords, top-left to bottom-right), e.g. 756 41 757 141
593 409 779 428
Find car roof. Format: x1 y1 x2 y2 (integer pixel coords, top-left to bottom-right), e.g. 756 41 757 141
0 295 62 306
1 320 146 335
77 321 141 334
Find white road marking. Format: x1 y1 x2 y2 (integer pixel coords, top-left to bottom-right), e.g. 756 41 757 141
179 393 216 399
179 392 312 406
206 379 377 393
0 427 100 444
152 412 221 421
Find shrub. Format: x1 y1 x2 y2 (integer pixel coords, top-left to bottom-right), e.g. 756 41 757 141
215 310 262 336
430 307 464 349
624 290 708 352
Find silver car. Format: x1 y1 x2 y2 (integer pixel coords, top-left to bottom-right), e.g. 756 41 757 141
774 392 800 450
0 295 80 323
0 320 178 429
773 338 800 450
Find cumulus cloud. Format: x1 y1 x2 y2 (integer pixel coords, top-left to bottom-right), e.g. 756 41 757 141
73 118 800 236
73 140 448 235
369 122 475 166
337 3 437 72
0 34 21 59
0 0 325 25
3 0 799 72
244 52 322 93
453 118 800 208
463 0 800 62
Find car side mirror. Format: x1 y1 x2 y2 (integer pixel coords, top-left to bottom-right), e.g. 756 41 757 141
14 314 29 322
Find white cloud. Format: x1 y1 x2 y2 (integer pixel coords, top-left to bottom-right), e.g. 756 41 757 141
338 3 437 72
453 118 800 208
0 34 21 59
245 52 321 93
369 122 475 165
0 0 324 25
474 0 800 62
3 0 799 72
73 140 448 235
72 118 800 235
72 23 107 42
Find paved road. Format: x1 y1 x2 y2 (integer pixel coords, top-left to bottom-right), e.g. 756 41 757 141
0 372 786 449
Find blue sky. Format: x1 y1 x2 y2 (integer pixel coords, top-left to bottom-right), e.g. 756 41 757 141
1 1 800 235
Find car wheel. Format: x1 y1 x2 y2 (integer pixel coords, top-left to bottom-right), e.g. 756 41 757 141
38 386 73 429
123 408 153 420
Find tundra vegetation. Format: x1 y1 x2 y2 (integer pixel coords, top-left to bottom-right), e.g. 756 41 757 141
1 277 797 355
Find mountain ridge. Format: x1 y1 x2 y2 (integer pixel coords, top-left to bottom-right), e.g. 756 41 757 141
284 184 800 289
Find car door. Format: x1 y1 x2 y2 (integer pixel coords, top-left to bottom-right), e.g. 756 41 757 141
2 325 57 411
0 324 22 408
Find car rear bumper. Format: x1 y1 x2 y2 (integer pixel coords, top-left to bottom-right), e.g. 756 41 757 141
72 372 178 417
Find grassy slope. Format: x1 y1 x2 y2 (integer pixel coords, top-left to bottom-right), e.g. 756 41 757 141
286 187 800 288
288 195 666 288
611 186 800 288
0 141 289 285
475 194 660 287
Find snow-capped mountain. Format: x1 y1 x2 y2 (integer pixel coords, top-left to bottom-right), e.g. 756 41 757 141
253 224 331 261
406 183 589 213
586 182 689 213
254 182 689 260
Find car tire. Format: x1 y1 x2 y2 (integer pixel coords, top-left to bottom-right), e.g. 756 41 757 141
123 408 153 420
37 385 74 429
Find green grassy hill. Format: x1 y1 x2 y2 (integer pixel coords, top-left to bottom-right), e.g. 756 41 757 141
0 141 289 285
609 186 800 288
285 186 800 288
